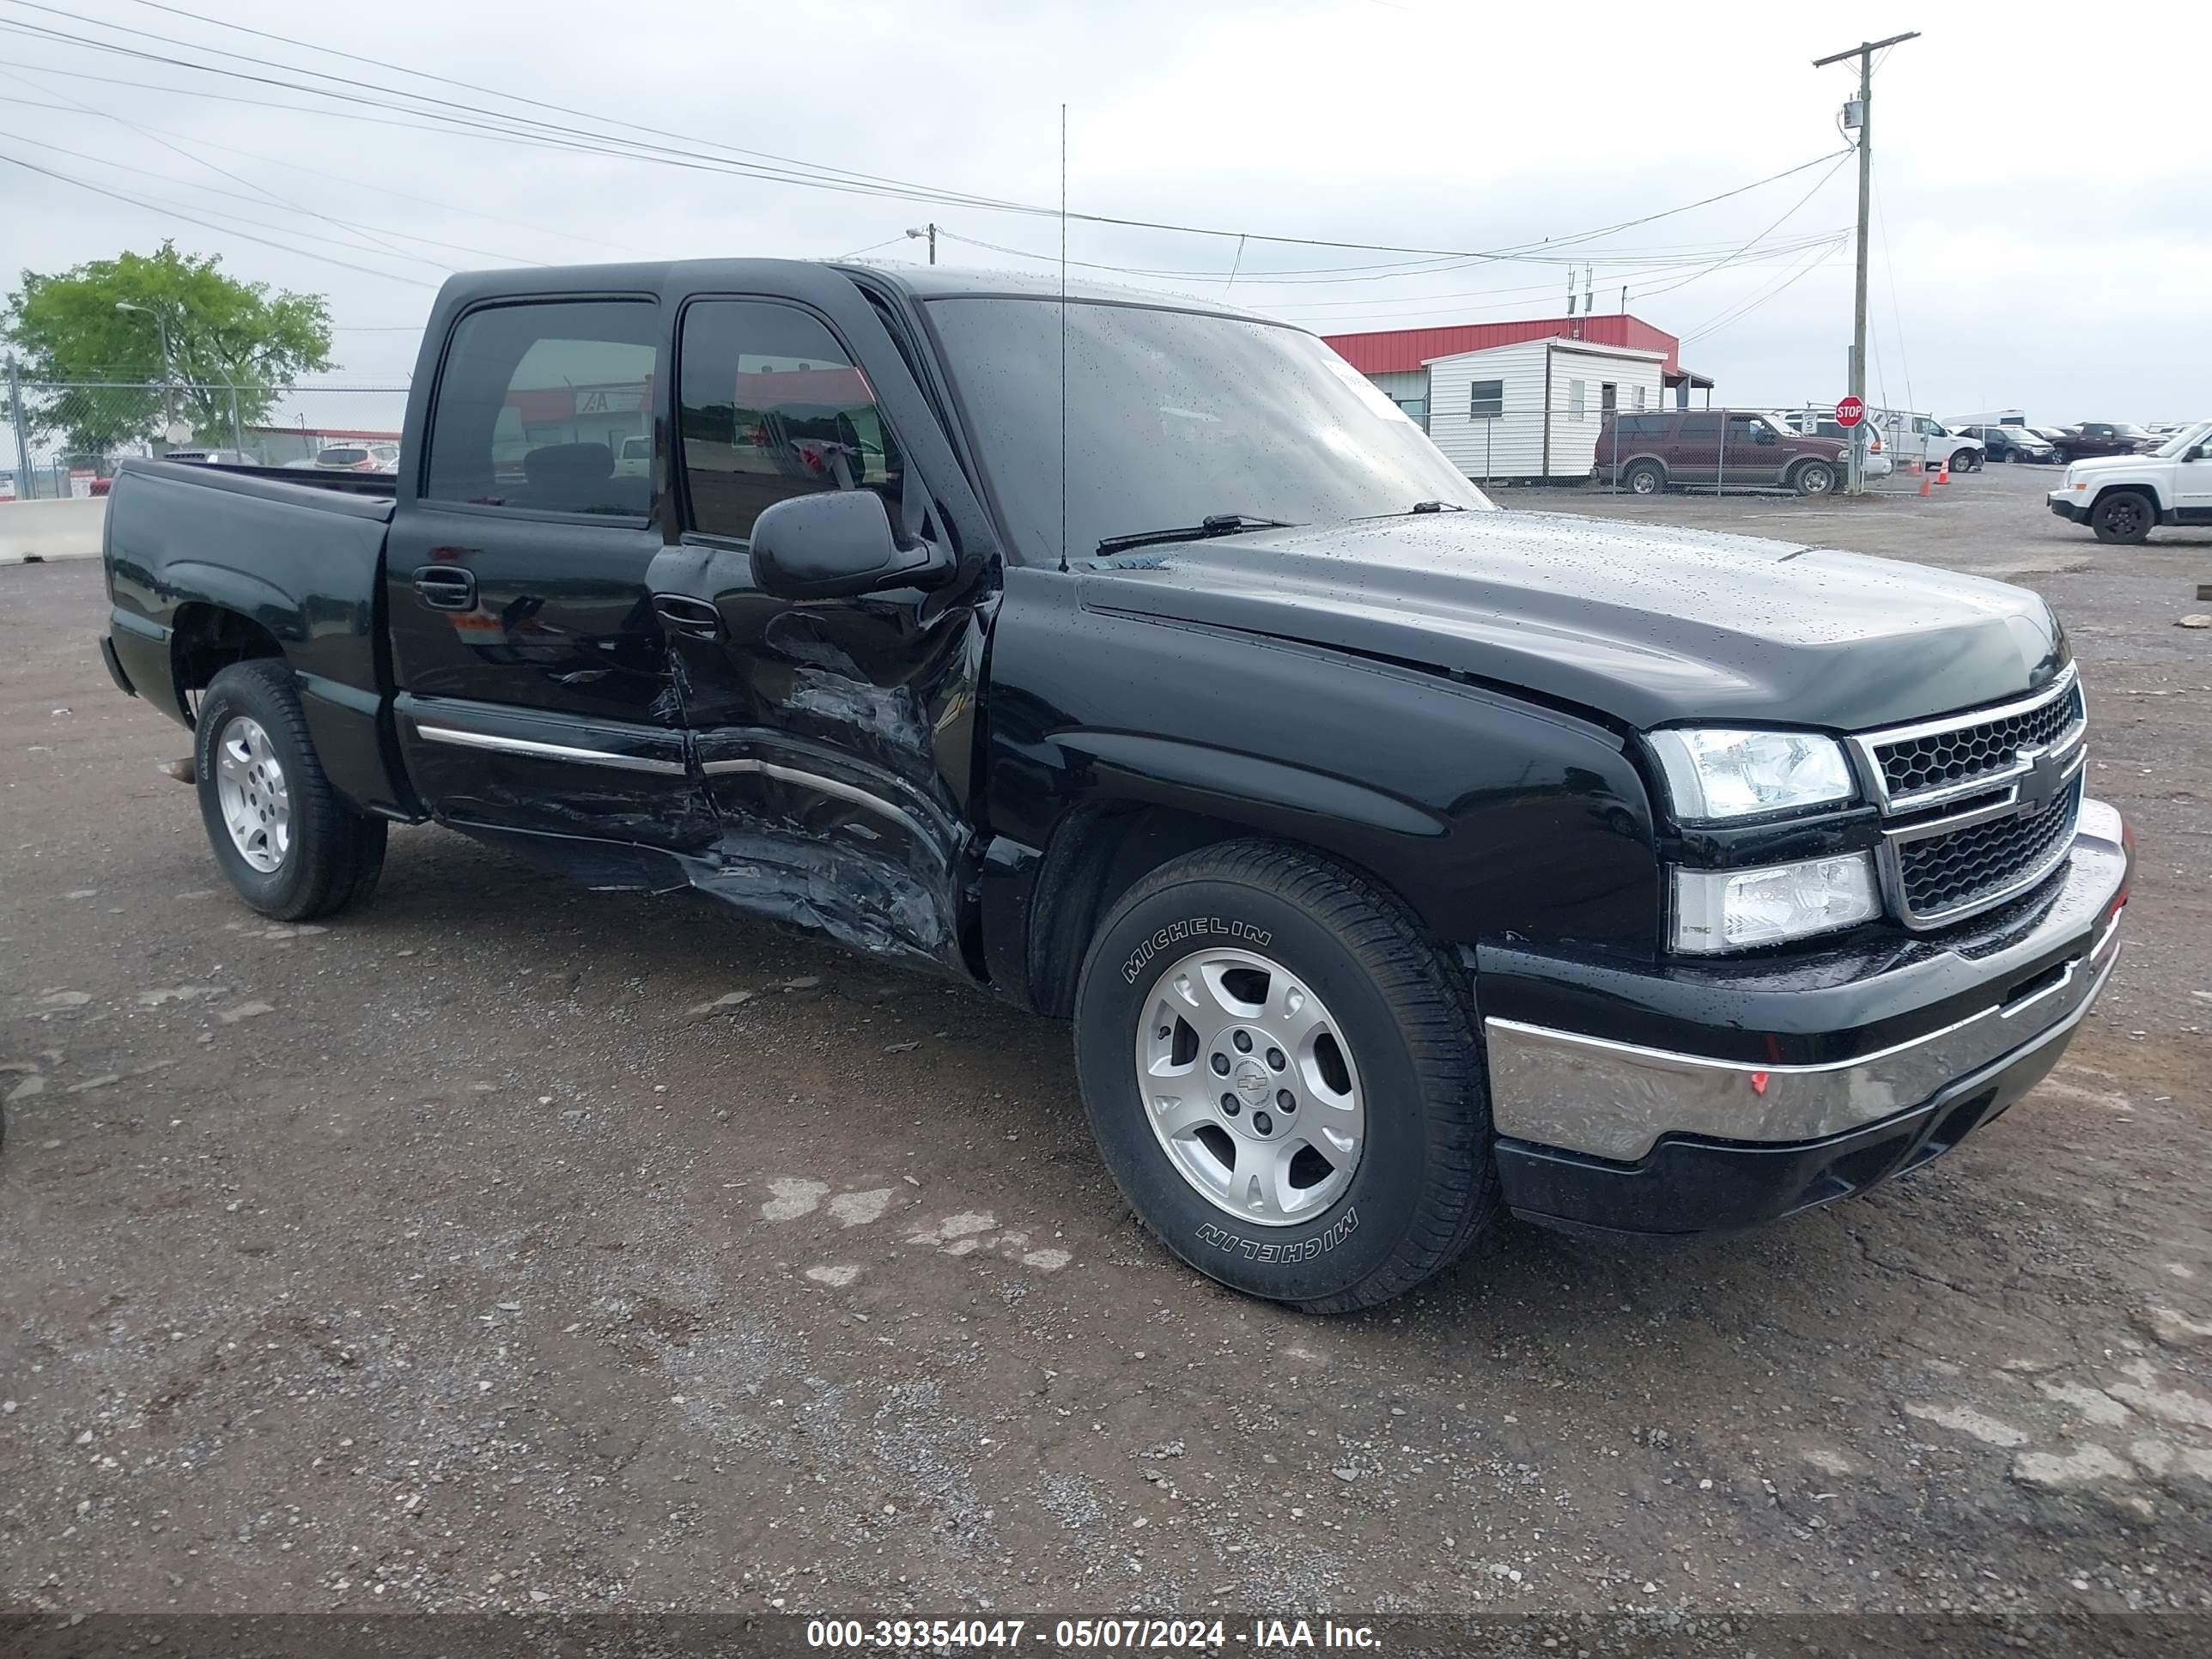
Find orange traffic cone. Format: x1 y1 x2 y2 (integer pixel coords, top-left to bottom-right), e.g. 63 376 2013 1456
1919 469 1934 497
1936 459 1952 485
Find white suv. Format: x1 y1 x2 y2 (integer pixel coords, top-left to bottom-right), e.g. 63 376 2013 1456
2047 419 2212 544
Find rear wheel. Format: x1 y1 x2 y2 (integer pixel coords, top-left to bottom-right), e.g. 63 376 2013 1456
194 659 388 921
1791 459 1837 497
1073 841 1498 1311
1623 459 1666 495
2090 489 2156 545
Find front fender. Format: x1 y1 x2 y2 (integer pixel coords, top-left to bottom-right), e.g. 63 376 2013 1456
981 568 1662 1003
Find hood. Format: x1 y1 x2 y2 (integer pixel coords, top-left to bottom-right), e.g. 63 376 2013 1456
1077 511 2066 733
2064 453 2148 476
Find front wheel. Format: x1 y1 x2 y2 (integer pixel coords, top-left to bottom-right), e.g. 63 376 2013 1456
1073 842 1498 1310
1791 459 1837 497
2090 490 2156 545
1951 449 1981 474
194 659 389 921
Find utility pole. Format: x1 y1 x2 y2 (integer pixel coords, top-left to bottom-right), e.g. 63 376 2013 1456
905 222 938 264
115 300 174 451
7 356 33 499
1813 30 1917 494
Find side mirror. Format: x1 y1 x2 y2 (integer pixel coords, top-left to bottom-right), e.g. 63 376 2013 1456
749 489 950 601
2185 446 2206 463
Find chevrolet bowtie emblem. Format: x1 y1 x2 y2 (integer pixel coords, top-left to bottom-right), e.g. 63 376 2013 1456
2015 742 2071 808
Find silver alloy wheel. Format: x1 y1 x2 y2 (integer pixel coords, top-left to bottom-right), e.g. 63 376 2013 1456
1133 946 1365 1226
214 715 291 873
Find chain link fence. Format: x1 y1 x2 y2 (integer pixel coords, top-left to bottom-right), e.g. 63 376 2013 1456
2 377 409 500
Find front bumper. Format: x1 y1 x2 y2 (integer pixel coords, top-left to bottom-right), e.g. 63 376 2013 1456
2048 492 2089 523
1482 799 2130 1236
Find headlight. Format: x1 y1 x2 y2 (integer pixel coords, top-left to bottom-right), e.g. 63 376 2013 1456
1673 854 1880 953
1646 727 1855 822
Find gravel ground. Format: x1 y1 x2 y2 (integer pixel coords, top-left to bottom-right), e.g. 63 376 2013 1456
3 463 2208 1623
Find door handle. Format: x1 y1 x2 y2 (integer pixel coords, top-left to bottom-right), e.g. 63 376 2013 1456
412 566 477 611
653 593 722 640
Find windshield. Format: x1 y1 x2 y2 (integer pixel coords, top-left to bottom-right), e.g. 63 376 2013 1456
318 447 368 465
925 297 1493 561
2153 420 2212 457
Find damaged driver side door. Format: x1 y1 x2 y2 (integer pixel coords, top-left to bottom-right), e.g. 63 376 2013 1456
648 281 989 970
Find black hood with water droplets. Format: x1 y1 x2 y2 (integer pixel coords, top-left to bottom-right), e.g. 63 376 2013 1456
1076 510 2067 733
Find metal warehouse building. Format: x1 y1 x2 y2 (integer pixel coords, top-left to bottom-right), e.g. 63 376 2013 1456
1324 315 1714 484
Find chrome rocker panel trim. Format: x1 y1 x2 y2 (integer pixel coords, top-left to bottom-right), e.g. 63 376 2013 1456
414 724 688 775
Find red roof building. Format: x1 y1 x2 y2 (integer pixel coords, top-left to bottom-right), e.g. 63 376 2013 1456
1324 314 1712 400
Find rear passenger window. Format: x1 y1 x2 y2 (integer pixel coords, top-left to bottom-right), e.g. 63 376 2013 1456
1678 414 1720 441
678 300 902 542
423 300 659 518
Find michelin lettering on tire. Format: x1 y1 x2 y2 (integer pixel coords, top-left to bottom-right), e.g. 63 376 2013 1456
1121 915 1273 984
1194 1207 1360 1264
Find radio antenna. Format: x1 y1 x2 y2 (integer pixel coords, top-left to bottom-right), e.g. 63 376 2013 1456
1057 101 1069 575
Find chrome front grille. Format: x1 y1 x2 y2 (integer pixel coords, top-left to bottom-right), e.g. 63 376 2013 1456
1869 678 2087 809
1895 777 2081 919
1850 666 2087 929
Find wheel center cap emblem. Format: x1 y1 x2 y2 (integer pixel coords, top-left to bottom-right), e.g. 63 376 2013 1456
1234 1060 1270 1099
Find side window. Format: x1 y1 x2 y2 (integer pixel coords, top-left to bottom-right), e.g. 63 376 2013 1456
423 300 659 517
1678 414 1720 442
1726 414 1767 447
1568 380 1586 421
679 299 900 542
1632 384 1647 412
1468 379 1504 420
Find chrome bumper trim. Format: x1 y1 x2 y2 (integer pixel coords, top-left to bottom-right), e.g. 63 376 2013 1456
1486 807 2126 1162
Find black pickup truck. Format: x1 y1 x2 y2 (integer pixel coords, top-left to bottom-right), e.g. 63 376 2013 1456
97 259 2131 1310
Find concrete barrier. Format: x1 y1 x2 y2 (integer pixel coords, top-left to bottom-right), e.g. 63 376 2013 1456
0 497 106 564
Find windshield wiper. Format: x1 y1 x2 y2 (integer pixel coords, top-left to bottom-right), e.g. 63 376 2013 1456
1407 500 1466 514
1094 513 1295 557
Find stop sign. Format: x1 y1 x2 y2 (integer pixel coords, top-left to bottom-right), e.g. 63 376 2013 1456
1835 396 1866 428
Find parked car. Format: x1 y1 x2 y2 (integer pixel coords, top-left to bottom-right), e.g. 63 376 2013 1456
2050 422 2156 464
96 259 2130 1310
2048 417 2212 544
1595 409 1847 495
613 434 653 479
293 443 399 473
1960 425 2057 465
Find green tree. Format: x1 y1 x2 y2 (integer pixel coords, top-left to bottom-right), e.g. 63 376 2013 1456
3 242 334 455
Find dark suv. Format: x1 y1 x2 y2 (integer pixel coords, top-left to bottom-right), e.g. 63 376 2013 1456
1595 409 1847 496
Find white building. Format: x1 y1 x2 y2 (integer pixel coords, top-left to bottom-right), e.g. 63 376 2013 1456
1420 338 1669 485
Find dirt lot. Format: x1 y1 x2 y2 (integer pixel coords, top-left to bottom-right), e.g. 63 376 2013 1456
3 463 2209 1624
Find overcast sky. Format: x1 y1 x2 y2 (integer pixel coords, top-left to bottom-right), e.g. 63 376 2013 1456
3 0 2208 434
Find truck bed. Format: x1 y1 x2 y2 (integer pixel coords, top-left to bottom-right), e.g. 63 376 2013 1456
103 457 401 811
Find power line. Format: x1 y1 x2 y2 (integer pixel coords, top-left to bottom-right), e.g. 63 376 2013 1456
1 5 1853 267
0 61 427 270
0 81 640 255
1680 241 1843 345
0 149 436 285
0 122 552 269
105 0 1042 213
1870 157 1915 413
